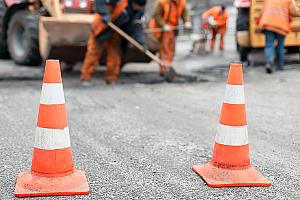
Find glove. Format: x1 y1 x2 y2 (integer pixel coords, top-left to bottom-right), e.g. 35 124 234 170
184 21 192 30
207 16 216 27
102 15 110 24
114 10 129 27
163 24 171 31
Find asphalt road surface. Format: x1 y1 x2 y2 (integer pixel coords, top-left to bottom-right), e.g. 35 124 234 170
0 54 300 200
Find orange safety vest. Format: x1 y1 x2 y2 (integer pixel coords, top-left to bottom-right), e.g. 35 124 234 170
259 0 292 36
202 6 228 27
149 0 186 38
92 0 128 36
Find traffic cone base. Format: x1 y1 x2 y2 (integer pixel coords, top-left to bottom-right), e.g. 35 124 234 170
15 169 89 197
192 63 271 188
192 163 271 187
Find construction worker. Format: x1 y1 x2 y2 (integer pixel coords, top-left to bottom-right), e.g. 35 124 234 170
80 0 128 85
125 0 146 44
121 0 147 52
202 5 229 52
149 0 192 77
99 0 146 47
259 0 300 73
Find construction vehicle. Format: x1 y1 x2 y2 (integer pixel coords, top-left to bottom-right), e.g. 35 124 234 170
0 0 152 66
236 0 300 59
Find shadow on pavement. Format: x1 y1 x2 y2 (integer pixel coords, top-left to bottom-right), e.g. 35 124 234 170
0 70 209 84
1 64 298 83
0 76 43 82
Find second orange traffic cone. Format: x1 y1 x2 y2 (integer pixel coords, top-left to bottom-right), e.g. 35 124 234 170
15 60 90 197
192 63 271 187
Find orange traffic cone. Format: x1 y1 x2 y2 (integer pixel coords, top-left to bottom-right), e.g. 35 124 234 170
15 60 90 197
192 63 271 187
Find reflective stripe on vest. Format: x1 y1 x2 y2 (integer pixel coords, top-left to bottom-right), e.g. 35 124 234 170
264 5 289 21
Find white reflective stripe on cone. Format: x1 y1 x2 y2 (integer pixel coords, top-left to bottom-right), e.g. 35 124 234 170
40 83 65 105
223 84 245 104
34 127 71 150
215 123 248 146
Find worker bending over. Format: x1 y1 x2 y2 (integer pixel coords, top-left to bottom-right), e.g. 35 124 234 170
81 0 146 85
149 0 191 77
259 0 300 73
202 5 228 52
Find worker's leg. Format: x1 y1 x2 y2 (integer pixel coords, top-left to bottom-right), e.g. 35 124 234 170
105 33 122 82
264 30 276 65
81 33 104 81
240 47 249 63
219 33 225 51
210 28 217 51
275 33 285 70
159 31 176 75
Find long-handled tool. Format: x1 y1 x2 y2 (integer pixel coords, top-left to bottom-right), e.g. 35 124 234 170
143 25 185 34
107 21 177 82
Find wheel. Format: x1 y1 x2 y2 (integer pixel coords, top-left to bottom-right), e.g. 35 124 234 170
0 0 9 58
7 10 41 65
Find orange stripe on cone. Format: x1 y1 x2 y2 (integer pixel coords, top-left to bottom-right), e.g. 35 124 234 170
31 147 74 176
211 143 250 168
15 60 89 197
219 104 247 126
37 104 67 129
192 63 271 187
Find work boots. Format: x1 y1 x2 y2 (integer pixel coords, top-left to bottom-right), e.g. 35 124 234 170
265 63 273 74
164 67 177 82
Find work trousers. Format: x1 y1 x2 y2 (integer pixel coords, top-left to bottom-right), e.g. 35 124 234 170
264 30 285 68
81 33 122 81
210 27 225 51
159 31 176 74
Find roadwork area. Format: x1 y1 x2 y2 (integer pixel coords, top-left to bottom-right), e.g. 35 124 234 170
1 6 300 199
0 57 299 199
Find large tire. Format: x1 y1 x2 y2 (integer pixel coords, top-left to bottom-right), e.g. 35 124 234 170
7 10 41 65
0 1 9 58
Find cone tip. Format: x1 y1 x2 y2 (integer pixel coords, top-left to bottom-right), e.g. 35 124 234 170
227 62 243 85
43 59 62 83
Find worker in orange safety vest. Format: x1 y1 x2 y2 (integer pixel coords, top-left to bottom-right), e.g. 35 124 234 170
149 0 191 77
259 0 300 73
80 0 128 85
202 5 229 52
